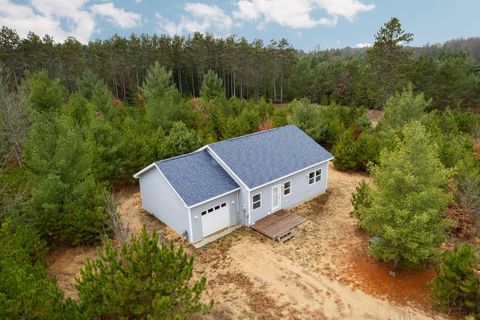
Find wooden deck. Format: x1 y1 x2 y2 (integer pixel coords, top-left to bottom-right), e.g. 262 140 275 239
251 209 306 242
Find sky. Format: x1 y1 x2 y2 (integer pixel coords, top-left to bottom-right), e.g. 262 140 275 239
1 0 479 51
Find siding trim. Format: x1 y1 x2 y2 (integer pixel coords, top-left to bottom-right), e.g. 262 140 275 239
187 207 193 242
249 157 334 192
154 164 189 208
188 188 241 209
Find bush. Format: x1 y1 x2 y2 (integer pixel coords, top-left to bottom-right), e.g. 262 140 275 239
431 244 480 317
76 227 212 319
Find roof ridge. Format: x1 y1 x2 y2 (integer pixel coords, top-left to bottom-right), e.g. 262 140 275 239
209 124 296 146
156 149 205 164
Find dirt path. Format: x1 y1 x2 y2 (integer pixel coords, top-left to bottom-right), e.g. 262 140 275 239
47 163 445 319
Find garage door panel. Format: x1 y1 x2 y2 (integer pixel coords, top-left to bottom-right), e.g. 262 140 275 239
201 202 230 236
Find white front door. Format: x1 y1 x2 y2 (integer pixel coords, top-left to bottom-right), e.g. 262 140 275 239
272 185 281 212
201 202 230 237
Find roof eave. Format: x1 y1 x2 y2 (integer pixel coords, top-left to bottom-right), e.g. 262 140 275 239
133 163 157 179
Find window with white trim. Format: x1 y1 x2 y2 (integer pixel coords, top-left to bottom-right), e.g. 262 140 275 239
283 181 291 196
252 193 261 210
308 169 322 185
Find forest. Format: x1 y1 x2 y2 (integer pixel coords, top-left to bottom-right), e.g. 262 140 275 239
1 17 480 319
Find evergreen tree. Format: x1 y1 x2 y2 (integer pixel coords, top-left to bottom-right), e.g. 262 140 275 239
367 18 414 106
377 85 430 146
431 244 480 316
76 227 212 319
0 220 80 319
23 114 109 245
25 71 66 113
357 121 451 268
161 122 202 158
200 70 224 100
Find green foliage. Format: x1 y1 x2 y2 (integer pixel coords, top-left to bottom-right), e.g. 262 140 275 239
333 130 379 171
454 155 480 218
350 181 373 226
79 69 113 113
358 121 451 268
26 71 66 113
0 220 80 320
200 70 224 100
431 244 480 316
367 17 414 106
161 122 202 158
76 227 212 319
288 100 346 147
23 114 109 245
223 108 261 139
61 94 94 130
88 116 125 186
142 62 192 131
378 85 430 146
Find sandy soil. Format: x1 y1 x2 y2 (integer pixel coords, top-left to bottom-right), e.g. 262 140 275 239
47 163 445 319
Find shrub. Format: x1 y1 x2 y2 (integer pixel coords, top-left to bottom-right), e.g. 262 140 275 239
76 227 212 319
431 244 480 316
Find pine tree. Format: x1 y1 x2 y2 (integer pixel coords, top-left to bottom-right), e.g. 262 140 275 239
200 70 224 101
161 122 202 158
431 244 480 316
23 114 109 245
359 121 451 268
76 227 212 319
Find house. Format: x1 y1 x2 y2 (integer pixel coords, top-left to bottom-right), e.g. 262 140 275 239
133 125 333 245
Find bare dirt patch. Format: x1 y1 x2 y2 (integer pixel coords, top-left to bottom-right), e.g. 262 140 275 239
47 246 99 300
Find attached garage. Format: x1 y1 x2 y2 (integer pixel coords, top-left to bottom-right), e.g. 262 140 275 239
134 149 240 245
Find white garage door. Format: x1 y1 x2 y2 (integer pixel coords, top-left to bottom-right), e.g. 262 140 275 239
201 202 230 237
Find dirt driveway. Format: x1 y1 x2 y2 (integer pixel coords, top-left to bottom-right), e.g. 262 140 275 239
47 163 444 319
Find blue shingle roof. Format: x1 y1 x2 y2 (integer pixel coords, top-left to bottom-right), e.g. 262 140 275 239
155 150 239 206
209 125 333 188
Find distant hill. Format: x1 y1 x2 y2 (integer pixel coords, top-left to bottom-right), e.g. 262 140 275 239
300 37 480 62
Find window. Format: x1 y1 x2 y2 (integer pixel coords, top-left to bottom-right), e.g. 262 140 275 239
283 181 291 196
308 172 315 185
202 203 227 216
308 169 322 185
252 193 261 210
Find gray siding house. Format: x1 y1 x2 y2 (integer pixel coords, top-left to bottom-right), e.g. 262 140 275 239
134 125 333 245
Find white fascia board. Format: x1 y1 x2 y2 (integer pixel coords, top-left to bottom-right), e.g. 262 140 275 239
206 146 250 191
249 157 334 192
188 187 241 209
154 164 190 208
132 163 156 179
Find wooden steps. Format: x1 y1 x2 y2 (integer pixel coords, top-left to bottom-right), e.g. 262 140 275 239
276 229 296 243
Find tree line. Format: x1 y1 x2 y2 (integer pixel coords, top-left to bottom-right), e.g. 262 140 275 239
1 18 479 109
